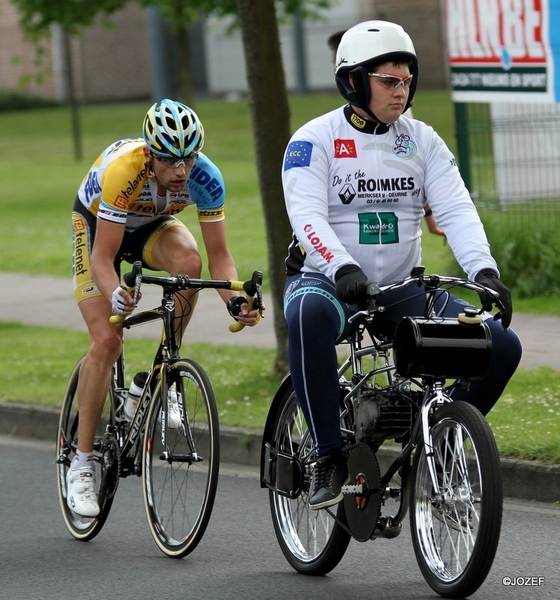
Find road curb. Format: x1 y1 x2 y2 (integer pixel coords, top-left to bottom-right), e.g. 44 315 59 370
2 401 559 504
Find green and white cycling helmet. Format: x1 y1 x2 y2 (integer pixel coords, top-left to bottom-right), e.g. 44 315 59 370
142 99 204 158
335 21 419 115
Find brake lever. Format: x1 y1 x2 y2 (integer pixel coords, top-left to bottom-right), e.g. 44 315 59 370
229 270 264 333
109 261 143 325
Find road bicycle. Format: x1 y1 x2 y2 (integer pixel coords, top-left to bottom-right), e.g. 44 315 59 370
261 269 506 599
56 261 263 557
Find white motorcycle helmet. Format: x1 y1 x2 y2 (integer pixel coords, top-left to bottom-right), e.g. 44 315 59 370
335 21 419 117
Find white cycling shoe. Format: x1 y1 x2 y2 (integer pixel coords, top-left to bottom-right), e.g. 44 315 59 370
66 465 100 517
165 383 182 429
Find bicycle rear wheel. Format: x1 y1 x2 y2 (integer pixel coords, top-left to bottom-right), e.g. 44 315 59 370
267 383 351 575
55 357 117 540
410 401 503 598
142 358 220 558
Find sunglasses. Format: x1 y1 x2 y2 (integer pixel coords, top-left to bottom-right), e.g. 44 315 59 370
151 153 197 168
368 73 414 89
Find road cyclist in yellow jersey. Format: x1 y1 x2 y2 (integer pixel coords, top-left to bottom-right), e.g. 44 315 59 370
68 99 261 518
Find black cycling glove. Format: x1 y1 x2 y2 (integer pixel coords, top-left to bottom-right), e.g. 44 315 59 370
335 265 369 306
474 269 512 329
226 296 248 321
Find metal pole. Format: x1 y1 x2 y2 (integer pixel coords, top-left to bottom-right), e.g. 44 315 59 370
293 11 308 94
145 6 172 101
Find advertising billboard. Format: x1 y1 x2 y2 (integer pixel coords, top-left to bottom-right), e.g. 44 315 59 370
444 0 560 103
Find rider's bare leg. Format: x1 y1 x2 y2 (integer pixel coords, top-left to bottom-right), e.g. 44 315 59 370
150 226 203 344
76 296 123 454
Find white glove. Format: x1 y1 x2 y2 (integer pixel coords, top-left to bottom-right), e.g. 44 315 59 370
111 286 127 315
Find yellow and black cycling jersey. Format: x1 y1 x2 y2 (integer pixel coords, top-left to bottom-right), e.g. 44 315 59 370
77 138 226 231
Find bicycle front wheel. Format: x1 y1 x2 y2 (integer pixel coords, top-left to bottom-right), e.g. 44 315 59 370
142 358 220 558
55 357 117 540
410 401 503 598
268 382 351 575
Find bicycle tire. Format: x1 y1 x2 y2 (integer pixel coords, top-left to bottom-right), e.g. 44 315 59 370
268 382 351 575
410 401 503 598
142 358 220 558
55 357 116 540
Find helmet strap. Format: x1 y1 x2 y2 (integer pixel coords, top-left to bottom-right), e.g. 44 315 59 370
349 66 387 124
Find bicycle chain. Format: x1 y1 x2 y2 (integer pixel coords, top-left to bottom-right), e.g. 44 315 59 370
99 433 120 500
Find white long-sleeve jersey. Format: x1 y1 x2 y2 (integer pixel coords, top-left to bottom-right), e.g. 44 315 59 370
282 105 498 286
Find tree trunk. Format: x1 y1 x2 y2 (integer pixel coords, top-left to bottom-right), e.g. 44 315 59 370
236 0 292 375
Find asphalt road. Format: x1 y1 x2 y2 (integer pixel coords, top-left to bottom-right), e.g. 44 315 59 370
1 436 559 600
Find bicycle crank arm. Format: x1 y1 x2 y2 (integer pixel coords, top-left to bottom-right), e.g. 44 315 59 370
342 483 366 495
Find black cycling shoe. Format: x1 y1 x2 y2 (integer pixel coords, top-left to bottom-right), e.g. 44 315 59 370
309 451 349 510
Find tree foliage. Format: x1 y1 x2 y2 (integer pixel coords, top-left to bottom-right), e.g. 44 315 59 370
11 0 127 35
12 0 334 34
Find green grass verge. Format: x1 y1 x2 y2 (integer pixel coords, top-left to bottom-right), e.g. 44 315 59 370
0 322 279 429
2 321 559 463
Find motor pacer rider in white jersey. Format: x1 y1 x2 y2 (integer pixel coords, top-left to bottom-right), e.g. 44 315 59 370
281 21 522 510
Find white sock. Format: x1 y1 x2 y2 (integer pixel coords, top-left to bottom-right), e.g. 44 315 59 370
71 450 95 470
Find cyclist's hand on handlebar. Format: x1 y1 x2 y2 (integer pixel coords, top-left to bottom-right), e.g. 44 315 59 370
335 265 369 307
227 296 263 327
111 285 134 316
474 269 512 329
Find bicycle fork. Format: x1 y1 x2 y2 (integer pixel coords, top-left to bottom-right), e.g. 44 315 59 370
420 382 450 496
159 368 202 465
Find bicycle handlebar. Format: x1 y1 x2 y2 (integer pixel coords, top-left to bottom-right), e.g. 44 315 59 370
109 261 264 332
348 270 506 325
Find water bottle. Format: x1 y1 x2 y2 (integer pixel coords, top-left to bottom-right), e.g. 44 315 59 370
124 371 149 421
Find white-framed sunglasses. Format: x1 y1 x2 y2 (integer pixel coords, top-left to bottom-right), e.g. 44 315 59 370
368 73 414 89
152 153 198 168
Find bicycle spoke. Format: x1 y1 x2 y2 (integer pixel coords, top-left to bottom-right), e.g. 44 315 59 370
142 359 219 558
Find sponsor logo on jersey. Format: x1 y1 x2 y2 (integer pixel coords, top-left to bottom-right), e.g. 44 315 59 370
198 208 225 221
392 134 417 159
339 183 356 204
358 177 414 193
73 215 86 233
284 141 313 170
189 165 223 201
350 112 367 129
334 139 357 158
120 169 147 199
83 172 101 203
73 216 89 278
358 213 399 244
114 194 129 210
98 206 127 221
303 223 334 262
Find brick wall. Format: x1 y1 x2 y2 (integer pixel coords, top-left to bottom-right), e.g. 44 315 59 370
373 0 448 89
76 3 151 102
0 0 56 97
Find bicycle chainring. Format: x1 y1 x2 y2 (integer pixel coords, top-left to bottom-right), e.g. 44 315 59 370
99 433 120 500
342 443 381 542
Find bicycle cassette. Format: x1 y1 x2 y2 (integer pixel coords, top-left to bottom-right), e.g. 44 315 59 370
342 443 381 542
